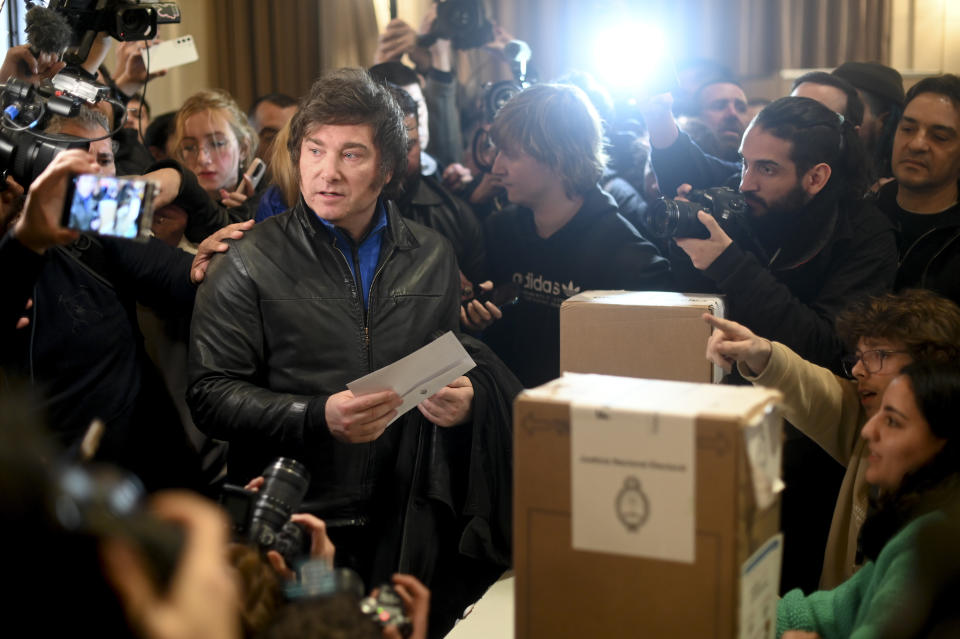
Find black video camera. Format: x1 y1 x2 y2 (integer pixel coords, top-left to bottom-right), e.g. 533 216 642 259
0 128 88 187
221 457 312 567
419 0 493 50
642 187 748 240
42 0 181 65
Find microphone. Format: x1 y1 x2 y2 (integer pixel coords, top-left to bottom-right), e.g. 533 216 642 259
503 40 532 82
25 6 74 57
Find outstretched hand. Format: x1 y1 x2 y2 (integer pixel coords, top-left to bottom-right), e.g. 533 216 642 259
703 313 772 376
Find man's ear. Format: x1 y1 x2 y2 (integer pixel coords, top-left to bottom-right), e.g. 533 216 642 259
802 162 832 197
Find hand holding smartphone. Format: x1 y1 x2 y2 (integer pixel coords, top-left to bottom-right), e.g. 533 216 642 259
462 281 519 310
241 157 266 191
62 174 156 241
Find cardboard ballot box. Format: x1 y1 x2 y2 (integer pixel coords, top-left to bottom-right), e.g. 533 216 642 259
514 374 783 639
559 291 725 383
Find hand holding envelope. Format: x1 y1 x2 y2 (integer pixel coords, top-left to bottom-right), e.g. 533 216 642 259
417 375 474 426
325 389 404 443
342 332 478 437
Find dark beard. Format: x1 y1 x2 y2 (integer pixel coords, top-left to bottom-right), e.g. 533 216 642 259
747 182 809 249
750 186 839 268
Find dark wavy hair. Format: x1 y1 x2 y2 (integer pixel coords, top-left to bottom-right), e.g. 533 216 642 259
753 96 869 202
287 68 407 199
859 359 960 561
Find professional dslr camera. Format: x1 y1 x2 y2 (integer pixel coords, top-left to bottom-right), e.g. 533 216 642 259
221 457 312 567
642 186 749 240
418 0 493 50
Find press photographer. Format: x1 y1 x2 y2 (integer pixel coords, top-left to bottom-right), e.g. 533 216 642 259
0 123 253 491
652 96 899 595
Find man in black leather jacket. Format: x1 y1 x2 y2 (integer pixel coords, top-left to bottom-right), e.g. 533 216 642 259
187 69 517 638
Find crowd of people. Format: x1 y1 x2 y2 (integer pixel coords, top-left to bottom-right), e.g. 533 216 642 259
2 6 960 639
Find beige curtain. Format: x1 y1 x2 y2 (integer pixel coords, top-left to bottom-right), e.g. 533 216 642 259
488 0 891 81
207 0 382 109
319 0 381 70
208 0 322 109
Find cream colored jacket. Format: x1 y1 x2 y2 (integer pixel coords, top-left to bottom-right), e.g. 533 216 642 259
741 342 870 589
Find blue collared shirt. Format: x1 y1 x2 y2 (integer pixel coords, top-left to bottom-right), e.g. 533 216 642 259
317 201 388 309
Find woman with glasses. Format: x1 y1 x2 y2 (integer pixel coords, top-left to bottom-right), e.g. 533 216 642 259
704 289 960 588
172 89 260 222
776 359 960 638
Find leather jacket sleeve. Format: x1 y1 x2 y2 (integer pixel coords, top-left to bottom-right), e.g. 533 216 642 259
186 244 330 449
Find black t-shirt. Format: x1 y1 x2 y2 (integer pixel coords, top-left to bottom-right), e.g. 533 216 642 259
895 205 960 253
875 180 960 303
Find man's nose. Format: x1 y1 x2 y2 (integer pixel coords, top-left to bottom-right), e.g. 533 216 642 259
491 151 506 176
318 152 342 181
907 131 930 152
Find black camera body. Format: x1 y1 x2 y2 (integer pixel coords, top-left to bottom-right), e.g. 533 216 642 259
47 0 181 44
420 0 493 50
221 457 312 567
643 187 748 240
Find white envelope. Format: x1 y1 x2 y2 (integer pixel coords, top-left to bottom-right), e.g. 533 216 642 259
347 331 476 424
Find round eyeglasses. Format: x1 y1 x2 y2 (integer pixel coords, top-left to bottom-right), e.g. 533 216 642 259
178 138 233 162
841 349 909 377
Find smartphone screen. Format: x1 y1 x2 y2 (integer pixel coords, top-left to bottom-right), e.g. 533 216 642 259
63 174 155 241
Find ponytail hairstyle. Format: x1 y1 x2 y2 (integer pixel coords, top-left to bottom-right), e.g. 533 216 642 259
753 96 870 203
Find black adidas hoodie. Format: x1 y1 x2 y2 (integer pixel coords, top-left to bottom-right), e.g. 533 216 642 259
481 185 671 387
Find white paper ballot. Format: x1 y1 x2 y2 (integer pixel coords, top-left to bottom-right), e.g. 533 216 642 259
347 331 476 424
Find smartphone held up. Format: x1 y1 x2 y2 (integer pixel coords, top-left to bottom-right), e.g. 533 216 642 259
62 174 157 241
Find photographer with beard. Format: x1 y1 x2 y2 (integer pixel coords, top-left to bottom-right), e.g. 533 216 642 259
670 96 898 593
672 96 896 372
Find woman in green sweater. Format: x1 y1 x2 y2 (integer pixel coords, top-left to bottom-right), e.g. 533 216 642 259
774 358 960 639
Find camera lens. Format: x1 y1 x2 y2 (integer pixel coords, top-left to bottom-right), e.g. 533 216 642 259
642 198 712 239
641 198 680 239
249 457 311 533
116 8 153 38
